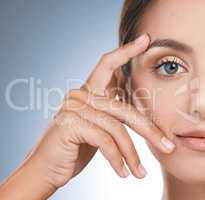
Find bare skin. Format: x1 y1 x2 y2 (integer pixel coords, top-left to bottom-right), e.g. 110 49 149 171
126 1 205 200
0 33 176 200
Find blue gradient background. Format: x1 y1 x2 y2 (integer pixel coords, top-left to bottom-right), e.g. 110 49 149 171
0 1 162 199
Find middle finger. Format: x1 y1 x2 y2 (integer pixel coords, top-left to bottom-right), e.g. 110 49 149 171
63 98 147 178
67 89 176 154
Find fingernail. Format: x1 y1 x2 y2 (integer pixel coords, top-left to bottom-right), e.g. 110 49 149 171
135 33 148 45
161 137 176 153
138 164 147 178
122 165 130 177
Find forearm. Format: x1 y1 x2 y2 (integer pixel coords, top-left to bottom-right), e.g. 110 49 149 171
0 158 57 200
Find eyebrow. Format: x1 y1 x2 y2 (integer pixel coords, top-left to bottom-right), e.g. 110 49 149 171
148 38 194 53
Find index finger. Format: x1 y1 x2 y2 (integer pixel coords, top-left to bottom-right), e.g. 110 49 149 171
81 33 150 95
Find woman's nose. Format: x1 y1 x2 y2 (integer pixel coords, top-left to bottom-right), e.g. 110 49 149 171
189 77 205 121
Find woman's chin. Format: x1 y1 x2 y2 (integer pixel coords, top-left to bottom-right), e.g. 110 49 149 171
146 141 205 183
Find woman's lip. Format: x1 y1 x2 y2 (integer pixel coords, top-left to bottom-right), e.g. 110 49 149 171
176 135 205 151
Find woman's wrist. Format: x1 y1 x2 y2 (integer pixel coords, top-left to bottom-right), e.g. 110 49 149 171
0 157 57 200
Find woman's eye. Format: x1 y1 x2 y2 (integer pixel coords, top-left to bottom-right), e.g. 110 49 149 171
153 61 187 76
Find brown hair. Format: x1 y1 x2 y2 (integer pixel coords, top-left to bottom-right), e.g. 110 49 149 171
119 0 152 76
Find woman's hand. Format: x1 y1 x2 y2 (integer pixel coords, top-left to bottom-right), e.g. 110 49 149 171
0 33 176 199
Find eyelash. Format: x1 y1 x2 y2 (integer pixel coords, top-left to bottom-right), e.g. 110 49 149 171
151 56 188 78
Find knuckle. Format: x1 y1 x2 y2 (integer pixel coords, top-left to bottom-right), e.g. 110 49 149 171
95 112 110 124
100 53 113 66
110 119 128 139
132 113 151 130
64 98 87 113
66 98 78 107
101 52 111 62
123 143 138 161
114 121 127 136
54 110 80 129
109 156 123 169
107 148 121 162
102 135 114 148
99 52 119 71
99 135 122 162
65 89 79 100
120 45 129 56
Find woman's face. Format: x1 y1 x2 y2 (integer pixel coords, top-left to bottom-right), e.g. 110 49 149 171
130 0 205 183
